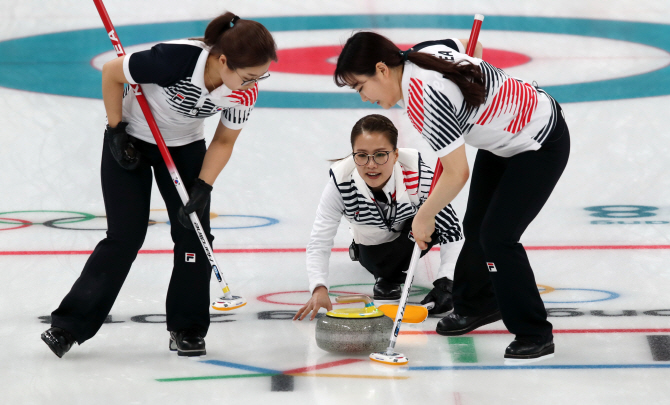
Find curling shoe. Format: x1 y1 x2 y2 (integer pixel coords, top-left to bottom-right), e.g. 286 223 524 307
169 329 206 357
504 339 555 364
436 309 502 336
41 327 76 358
373 277 402 301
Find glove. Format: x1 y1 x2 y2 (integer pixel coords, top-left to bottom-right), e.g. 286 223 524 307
420 277 454 314
178 178 213 230
104 122 141 170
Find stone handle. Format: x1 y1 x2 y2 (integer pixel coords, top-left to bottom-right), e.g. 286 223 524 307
335 294 373 305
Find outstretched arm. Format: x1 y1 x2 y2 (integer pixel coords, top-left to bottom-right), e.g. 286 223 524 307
198 121 241 185
294 180 344 321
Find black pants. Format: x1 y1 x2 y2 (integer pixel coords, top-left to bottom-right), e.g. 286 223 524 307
51 138 213 344
453 107 570 344
357 219 438 284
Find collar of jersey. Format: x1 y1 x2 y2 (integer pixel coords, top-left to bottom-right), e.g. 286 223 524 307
352 161 408 204
189 44 236 103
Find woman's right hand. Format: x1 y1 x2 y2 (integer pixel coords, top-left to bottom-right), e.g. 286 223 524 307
293 286 333 321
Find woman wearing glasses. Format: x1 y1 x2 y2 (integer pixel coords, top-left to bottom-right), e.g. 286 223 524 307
333 33 569 362
294 114 464 321
41 12 276 358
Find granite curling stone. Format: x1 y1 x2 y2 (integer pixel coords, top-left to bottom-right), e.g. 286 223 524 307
315 294 393 354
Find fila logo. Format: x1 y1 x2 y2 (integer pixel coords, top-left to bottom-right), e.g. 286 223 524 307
487 262 498 272
172 93 186 104
185 253 196 263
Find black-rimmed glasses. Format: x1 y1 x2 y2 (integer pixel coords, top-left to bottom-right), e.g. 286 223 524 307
352 150 395 166
237 70 271 86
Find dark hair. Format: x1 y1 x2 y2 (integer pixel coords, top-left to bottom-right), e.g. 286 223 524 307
334 32 485 108
330 114 398 162
351 114 398 149
201 12 277 70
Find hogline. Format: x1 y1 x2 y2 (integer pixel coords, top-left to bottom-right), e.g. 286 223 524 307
2 245 670 256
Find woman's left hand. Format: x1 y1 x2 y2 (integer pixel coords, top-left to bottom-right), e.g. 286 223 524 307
412 208 435 250
178 178 213 230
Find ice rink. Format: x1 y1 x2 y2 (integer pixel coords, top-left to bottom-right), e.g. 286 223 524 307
1 0 670 403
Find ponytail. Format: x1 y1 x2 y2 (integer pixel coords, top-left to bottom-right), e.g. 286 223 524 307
335 32 485 108
202 12 238 48
200 12 277 70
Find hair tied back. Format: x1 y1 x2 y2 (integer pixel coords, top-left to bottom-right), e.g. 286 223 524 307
399 48 413 62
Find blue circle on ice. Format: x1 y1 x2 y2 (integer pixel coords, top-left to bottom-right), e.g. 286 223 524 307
1 15 669 107
541 288 620 304
166 214 279 230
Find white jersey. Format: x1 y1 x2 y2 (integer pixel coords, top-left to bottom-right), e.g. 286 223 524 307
121 40 258 146
305 148 463 294
398 39 558 158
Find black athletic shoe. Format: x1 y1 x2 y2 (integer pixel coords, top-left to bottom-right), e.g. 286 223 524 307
169 329 206 357
41 327 76 358
420 277 454 314
504 339 555 364
435 310 502 336
373 277 402 301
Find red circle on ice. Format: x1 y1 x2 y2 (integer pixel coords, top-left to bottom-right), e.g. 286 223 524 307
271 45 531 75
257 290 361 306
0 217 32 231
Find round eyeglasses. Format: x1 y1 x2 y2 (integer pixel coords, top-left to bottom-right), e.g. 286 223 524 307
236 70 271 86
352 150 395 166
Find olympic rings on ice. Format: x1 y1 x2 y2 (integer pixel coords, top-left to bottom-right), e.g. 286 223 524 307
0 210 278 231
257 290 362 306
329 283 430 298
257 284 620 306
541 288 620 304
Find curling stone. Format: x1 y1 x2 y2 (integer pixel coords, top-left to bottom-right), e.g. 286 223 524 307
315 294 393 354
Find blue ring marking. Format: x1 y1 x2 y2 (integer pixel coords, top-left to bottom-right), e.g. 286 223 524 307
165 214 278 230
408 364 670 371
201 360 282 375
1 15 669 106
541 288 620 304
210 214 279 230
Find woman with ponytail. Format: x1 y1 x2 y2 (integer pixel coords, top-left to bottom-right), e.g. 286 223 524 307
41 12 277 358
335 32 570 363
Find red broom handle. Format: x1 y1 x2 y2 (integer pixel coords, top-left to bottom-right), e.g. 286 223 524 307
428 14 484 194
465 14 484 58
93 0 178 175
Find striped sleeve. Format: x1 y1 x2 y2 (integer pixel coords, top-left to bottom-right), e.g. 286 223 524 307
220 84 258 130
407 79 465 157
435 205 463 243
416 154 434 203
